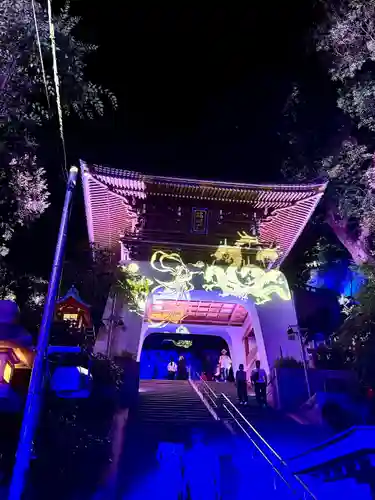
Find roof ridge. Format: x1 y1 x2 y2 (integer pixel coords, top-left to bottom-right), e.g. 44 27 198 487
81 161 327 192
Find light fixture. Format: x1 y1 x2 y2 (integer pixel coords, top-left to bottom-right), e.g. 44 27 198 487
0 350 17 384
3 362 13 383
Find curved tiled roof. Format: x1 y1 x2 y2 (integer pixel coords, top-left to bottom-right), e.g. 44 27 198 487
80 160 326 265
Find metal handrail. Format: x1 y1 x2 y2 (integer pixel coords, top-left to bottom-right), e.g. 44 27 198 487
194 374 316 498
222 402 298 495
221 394 316 499
222 393 285 462
195 373 219 408
196 373 219 398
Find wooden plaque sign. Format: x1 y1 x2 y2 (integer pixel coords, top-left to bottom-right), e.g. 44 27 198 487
191 208 208 234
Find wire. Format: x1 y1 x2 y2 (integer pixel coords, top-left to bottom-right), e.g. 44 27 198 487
31 0 50 109
46 0 68 180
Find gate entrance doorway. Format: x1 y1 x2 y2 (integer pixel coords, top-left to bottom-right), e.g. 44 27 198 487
140 332 231 380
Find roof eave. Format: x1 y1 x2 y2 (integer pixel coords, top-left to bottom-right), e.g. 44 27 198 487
80 159 95 246
272 183 327 268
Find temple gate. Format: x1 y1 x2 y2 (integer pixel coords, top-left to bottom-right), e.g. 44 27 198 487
81 161 326 376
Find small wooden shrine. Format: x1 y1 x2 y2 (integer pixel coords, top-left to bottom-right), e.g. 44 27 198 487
55 286 92 329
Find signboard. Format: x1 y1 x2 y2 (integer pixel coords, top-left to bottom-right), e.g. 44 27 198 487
191 208 208 234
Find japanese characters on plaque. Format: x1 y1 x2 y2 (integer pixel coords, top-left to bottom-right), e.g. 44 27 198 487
191 208 208 234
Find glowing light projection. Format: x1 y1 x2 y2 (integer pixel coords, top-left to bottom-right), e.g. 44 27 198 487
121 234 290 326
149 244 290 307
176 325 190 334
203 265 290 304
172 340 192 349
202 231 288 304
255 247 279 267
147 251 205 327
118 263 153 315
150 251 202 297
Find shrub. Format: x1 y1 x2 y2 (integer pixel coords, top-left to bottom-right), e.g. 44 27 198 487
274 356 304 369
29 354 123 499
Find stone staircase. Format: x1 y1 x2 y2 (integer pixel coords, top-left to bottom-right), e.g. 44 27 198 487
119 379 374 498
118 380 229 498
135 379 223 439
118 380 312 499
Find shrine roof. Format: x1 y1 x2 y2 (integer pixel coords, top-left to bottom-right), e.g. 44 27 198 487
57 286 90 309
80 161 327 265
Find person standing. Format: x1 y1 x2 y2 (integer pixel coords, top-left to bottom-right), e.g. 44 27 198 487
251 360 267 407
235 364 248 405
177 355 188 380
167 359 177 380
219 349 232 382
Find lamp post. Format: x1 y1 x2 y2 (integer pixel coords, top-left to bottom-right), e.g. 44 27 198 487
287 324 311 400
9 166 78 500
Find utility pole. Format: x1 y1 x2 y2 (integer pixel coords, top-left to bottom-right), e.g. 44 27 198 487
287 324 311 400
9 166 79 500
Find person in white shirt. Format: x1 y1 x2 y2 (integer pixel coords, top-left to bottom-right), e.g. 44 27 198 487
219 349 232 382
167 359 177 380
251 360 268 406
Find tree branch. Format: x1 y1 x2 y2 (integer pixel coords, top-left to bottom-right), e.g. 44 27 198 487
326 208 373 264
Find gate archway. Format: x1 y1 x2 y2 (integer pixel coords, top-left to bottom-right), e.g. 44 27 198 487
139 332 231 380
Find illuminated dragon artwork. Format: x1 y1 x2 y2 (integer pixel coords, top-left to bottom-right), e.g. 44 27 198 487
121 231 290 326
203 265 291 304
203 231 288 304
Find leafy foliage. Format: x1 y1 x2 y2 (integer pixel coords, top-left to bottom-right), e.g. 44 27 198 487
61 244 118 328
116 264 153 315
292 234 349 288
0 267 47 340
283 109 375 263
0 0 116 258
338 264 375 344
31 354 124 499
311 344 348 370
316 0 375 131
0 0 117 130
274 357 303 369
0 153 49 257
330 263 375 384
0 2 116 329
281 0 375 264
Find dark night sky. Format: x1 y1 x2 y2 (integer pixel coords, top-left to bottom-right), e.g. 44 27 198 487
11 2 336 278
64 2 323 180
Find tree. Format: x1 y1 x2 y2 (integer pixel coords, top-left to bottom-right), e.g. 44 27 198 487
281 0 375 264
61 244 118 328
0 0 116 257
334 263 375 385
0 153 49 258
292 234 349 288
316 0 375 131
301 0 375 263
283 123 375 263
